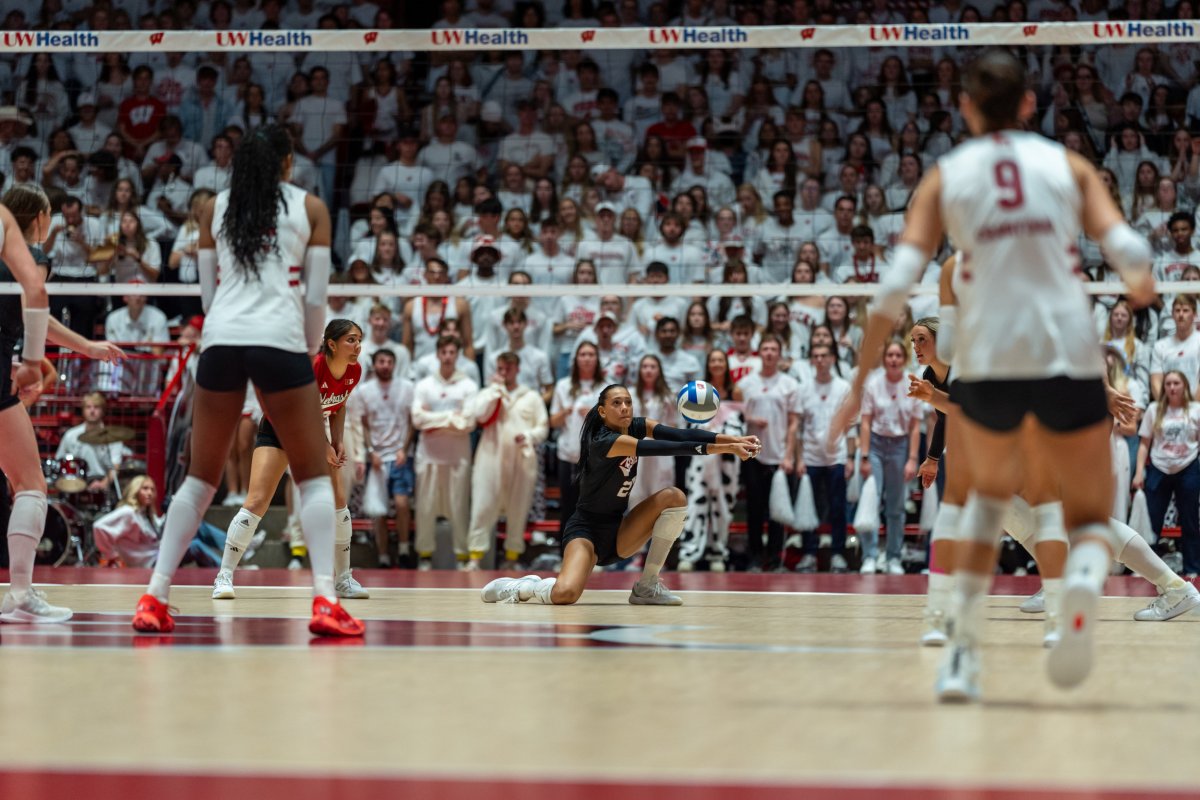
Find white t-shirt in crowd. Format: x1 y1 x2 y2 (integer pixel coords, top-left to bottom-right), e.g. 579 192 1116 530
1140 401 1200 474
1151 331 1200 386
739 369 801 465
861 369 924 438
792 374 852 467
353 376 415 462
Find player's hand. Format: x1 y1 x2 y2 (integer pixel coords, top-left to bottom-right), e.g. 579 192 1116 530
87 341 126 363
720 442 757 461
904 457 917 482
1105 385 1138 427
334 442 346 467
907 374 933 402
918 458 938 488
326 443 341 467
13 361 40 391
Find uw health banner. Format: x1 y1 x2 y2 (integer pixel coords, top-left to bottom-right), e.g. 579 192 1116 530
0 22 1196 52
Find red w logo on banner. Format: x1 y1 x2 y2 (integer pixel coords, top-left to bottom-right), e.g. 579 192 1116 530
800 27 816 40
149 32 164 44
581 29 596 42
363 31 378 44
1022 25 1038 36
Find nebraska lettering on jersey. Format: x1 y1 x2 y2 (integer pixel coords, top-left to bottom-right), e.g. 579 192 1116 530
313 354 362 418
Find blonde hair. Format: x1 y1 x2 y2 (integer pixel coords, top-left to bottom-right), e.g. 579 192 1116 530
81 391 106 412
1154 370 1194 435
1104 299 1138 370
120 475 159 524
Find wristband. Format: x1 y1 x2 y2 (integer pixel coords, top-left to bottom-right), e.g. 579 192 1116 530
21 307 49 362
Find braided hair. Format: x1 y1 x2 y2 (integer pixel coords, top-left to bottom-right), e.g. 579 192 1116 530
221 123 293 279
575 384 629 486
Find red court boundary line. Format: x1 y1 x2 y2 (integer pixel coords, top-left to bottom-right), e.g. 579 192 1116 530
0 769 1190 800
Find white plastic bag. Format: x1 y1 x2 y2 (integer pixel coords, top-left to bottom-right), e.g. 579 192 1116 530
362 465 391 519
1128 489 1155 544
792 473 819 531
919 482 939 533
769 468 795 526
853 475 880 535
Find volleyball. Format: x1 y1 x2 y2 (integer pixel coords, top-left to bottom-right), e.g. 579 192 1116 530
676 381 721 424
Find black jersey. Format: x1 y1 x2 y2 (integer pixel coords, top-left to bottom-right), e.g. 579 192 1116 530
0 245 50 342
575 417 648 518
923 365 951 459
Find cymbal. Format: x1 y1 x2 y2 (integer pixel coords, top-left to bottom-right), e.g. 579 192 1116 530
79 425 135 445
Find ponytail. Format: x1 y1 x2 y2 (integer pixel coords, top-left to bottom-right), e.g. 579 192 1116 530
222 124 294 278
574 384 626 486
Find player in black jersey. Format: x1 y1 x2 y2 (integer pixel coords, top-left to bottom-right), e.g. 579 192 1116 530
482 384 760 606
0 184 124 623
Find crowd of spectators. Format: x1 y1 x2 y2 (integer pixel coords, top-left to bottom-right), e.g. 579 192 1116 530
4 0 1199 571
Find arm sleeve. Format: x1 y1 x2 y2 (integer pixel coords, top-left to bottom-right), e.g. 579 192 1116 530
927 410 946 460
651 423 718 444
636 438 709 457
304 246 332 355
198 249 217 312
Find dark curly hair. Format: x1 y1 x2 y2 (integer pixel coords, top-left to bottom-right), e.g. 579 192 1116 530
221 123 293 278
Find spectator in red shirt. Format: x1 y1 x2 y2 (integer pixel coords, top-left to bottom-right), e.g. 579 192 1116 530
118 65 166 162
646 92 696 168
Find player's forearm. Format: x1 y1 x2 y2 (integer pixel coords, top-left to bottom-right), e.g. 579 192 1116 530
651 422 717 444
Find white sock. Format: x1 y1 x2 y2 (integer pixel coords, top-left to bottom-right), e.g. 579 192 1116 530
952 571 990 646
149 477 217 601
1117 532 1184 590
639 506 687 585
532 577 557 604
6 490 46 594
1066 537 1111 594
298 478 337 600
334 506 352 576
398 541 411 556
1042 577 1064 619
926 571 955 615
220 508 262 572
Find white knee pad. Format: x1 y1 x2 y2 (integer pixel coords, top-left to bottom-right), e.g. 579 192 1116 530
1003 496 1035 545
1069 522 1125 554
652 506 688 543
1032 502 1069 545
930 503 962 543
8 491 47 540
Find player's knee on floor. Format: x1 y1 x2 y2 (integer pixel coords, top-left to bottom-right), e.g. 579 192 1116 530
552 581 585 605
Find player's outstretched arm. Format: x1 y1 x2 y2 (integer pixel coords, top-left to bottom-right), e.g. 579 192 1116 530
645 420 762 452
605 434 758 461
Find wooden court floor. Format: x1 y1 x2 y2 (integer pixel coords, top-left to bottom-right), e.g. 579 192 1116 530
0 568 1197 800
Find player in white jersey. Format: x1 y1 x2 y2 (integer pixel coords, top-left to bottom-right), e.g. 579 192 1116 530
834 51 1156 701
131 125 364 637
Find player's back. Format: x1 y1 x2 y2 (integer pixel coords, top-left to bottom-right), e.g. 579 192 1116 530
939 132 1101 381
205 182 311 354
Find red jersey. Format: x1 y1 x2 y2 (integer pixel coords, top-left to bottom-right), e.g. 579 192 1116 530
118 95 166 143
313 354 362 418
727 350 762 385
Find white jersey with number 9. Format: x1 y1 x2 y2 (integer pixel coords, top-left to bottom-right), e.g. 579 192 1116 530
938 132 1101 382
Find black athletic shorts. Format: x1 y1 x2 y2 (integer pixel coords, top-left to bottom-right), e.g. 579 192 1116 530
561 510 624 567
950 377 1109 434
195 345 314 394
255 416 282 450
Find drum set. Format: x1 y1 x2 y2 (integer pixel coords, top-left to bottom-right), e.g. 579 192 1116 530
38 425 141 566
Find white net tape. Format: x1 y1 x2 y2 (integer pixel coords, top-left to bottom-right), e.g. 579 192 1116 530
5 280 1194 300
3 22 1194 53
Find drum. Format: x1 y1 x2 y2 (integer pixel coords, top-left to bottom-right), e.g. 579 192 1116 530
54 456 91 494
37 502 81 566
41 459 60 484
